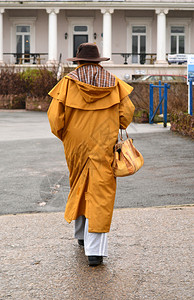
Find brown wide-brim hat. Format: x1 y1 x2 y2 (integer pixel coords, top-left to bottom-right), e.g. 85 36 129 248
66 43 110 62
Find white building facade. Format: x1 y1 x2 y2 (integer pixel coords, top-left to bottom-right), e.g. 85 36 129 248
0 0 194 79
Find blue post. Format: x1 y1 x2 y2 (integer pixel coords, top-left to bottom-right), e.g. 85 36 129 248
163 83 168 127
189 79 193 116
149 84 153 124
159 80 163 114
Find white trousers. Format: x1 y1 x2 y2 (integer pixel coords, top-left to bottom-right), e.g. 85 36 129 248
74 215 108 257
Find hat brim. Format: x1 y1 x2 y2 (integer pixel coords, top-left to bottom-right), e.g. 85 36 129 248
66 57 110 62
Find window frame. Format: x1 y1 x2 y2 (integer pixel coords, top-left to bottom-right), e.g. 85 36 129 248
167 18 191 55
126 17 152 64
16 25 31 56
9 17 36 64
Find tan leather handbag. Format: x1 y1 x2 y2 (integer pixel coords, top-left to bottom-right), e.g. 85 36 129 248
112 130 144 177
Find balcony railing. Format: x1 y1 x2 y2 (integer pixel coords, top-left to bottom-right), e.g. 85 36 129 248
112 53 157 65
3 53 48 64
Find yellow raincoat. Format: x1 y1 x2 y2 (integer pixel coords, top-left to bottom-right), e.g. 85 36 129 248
47 66 135 233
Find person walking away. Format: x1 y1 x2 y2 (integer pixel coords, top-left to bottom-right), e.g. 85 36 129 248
47 43 135 266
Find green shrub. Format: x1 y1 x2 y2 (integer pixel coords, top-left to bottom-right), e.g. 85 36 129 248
170 111 194 139
20 68 58 97
0 68 28 95
0 67 58 98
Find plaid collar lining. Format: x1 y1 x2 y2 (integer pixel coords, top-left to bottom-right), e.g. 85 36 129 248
68 64 116 88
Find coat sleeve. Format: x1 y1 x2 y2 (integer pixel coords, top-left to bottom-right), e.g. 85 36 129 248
47 77 69 140
119 96 135 129
47 98 65 141
117 78 135 129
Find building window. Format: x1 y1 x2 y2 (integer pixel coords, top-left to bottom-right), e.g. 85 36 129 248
16 25 31 63
132 26 146 64
167 18 191 55
170 26 185 54
9 17 36 64
74 26 88 32
126 17 152 65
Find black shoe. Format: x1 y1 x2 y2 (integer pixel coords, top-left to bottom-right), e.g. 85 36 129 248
78 239 84 246
88 256 103 266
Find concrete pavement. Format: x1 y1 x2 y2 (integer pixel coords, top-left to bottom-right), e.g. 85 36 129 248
0 207 193 299
0 110 193 299
0 110 193 214
0 110 171 142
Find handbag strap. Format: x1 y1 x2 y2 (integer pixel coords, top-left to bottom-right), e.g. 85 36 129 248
119 129 129 141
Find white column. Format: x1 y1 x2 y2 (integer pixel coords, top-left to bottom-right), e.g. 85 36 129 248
101 9 114 62
155 9 168 64
46 8 59 64
0 9 4 64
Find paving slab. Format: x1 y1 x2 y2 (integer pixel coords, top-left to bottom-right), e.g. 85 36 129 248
0 206 193 300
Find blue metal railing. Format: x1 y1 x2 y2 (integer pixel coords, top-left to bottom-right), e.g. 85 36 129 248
149 81 170 127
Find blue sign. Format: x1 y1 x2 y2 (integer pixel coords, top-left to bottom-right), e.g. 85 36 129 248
187 55 194 84
168 54 187 64
187 55 194 115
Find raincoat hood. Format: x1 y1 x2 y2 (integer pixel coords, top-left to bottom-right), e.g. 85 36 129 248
48 65 133 111
71 80 115 104
65 63 118 104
